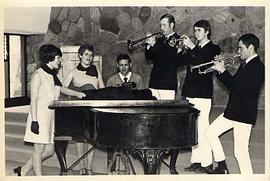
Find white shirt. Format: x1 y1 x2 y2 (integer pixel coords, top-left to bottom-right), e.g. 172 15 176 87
245 54 258 64
119 72 132 82
198 40 210 48
165 32 175 40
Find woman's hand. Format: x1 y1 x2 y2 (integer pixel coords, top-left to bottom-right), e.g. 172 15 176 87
31 121 39 134
76 92 86 99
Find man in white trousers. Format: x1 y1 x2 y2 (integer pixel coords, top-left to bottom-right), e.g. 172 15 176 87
205 33 264 174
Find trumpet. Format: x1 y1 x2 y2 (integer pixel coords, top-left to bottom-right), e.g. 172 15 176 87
190 54 241 74
127 32 163 50
167 36 196 48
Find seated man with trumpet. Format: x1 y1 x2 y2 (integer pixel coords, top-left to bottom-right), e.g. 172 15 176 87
205 33 264 174
144 13 183 174
176 20 221 174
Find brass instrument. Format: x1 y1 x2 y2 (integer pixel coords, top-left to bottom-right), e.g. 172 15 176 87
167 36 196 48
127 32 163 50
190 54 241 74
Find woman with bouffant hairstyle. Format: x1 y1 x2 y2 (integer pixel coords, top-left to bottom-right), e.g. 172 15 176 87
13 44 85 176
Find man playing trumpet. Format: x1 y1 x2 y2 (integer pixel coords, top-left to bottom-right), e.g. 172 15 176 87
205 33 264 174
144 13 182 174
176 20 221 173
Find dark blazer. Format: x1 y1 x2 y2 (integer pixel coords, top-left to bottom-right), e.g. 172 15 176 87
217 55 264 125
145 32 181 90
178 41 221 98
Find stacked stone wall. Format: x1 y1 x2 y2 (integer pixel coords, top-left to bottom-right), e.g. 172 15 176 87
26 6 265 107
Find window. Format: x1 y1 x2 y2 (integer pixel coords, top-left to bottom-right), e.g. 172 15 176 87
4 33 29 107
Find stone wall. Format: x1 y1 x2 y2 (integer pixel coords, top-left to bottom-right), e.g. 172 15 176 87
26 6 265 107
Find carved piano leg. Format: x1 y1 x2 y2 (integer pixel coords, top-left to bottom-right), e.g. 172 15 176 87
54 140 68 175
135 149 167 174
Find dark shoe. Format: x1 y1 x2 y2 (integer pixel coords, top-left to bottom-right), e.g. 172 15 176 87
184 163 201 172
13 166 21 176
170 167 178 174
195 164 213 173
207 167 229 174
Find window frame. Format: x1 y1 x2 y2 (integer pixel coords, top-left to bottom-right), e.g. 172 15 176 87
4 33 30 107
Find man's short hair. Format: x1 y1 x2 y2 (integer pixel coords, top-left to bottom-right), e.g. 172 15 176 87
78 44 94 56
194 20 211 39
39 44 62 64
117 54 131 64
160 14 175 27
238 33 260 52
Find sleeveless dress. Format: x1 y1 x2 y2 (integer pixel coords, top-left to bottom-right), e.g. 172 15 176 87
24 68 61 144
64 67 98 141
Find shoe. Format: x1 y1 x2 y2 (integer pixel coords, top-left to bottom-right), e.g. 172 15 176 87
184 163 201 172
170 167 179 174
13 166 22 176
207 167 229 174
79 168 89 175
87 169 93 175
195 164 213 173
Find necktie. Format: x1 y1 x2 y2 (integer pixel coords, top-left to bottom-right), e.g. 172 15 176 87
124 77 128 83
241 61 246 68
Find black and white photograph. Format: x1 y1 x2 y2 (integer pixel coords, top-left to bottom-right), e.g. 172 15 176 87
1 0 269 181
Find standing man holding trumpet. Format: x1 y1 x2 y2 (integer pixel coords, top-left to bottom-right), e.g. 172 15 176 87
176 20 221 173
144 13 182 174
145 13 181 100
205 33 264 174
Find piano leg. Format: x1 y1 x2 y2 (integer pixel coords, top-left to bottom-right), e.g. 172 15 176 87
134 149 167 174
107 149 136 175
169 149 179 174
54 140 68 175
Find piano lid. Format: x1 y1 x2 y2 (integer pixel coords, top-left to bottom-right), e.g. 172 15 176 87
49 99 192 109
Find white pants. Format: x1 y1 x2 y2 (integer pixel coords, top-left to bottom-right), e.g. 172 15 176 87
205 113 253 174
149 88 175 100
187 97 212 167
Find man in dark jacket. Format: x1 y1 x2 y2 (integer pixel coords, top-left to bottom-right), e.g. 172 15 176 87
205 33 264 174
144 13 182 174
177 20 221 174
145 13 181 100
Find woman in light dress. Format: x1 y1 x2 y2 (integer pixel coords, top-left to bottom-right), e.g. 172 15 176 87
13 44 85 176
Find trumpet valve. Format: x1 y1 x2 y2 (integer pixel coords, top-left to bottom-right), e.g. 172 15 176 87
127 40 134 50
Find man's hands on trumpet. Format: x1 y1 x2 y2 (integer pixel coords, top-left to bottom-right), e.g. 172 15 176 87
145 32 156 48
176 34 196 53
180 34 196 50
211 55 226 74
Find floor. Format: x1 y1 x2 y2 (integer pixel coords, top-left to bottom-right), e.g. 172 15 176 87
5 107 266 177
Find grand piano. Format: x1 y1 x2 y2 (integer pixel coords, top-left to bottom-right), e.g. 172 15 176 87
50 97 199 175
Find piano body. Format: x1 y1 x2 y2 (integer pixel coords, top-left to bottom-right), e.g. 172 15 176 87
50 99 199 175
